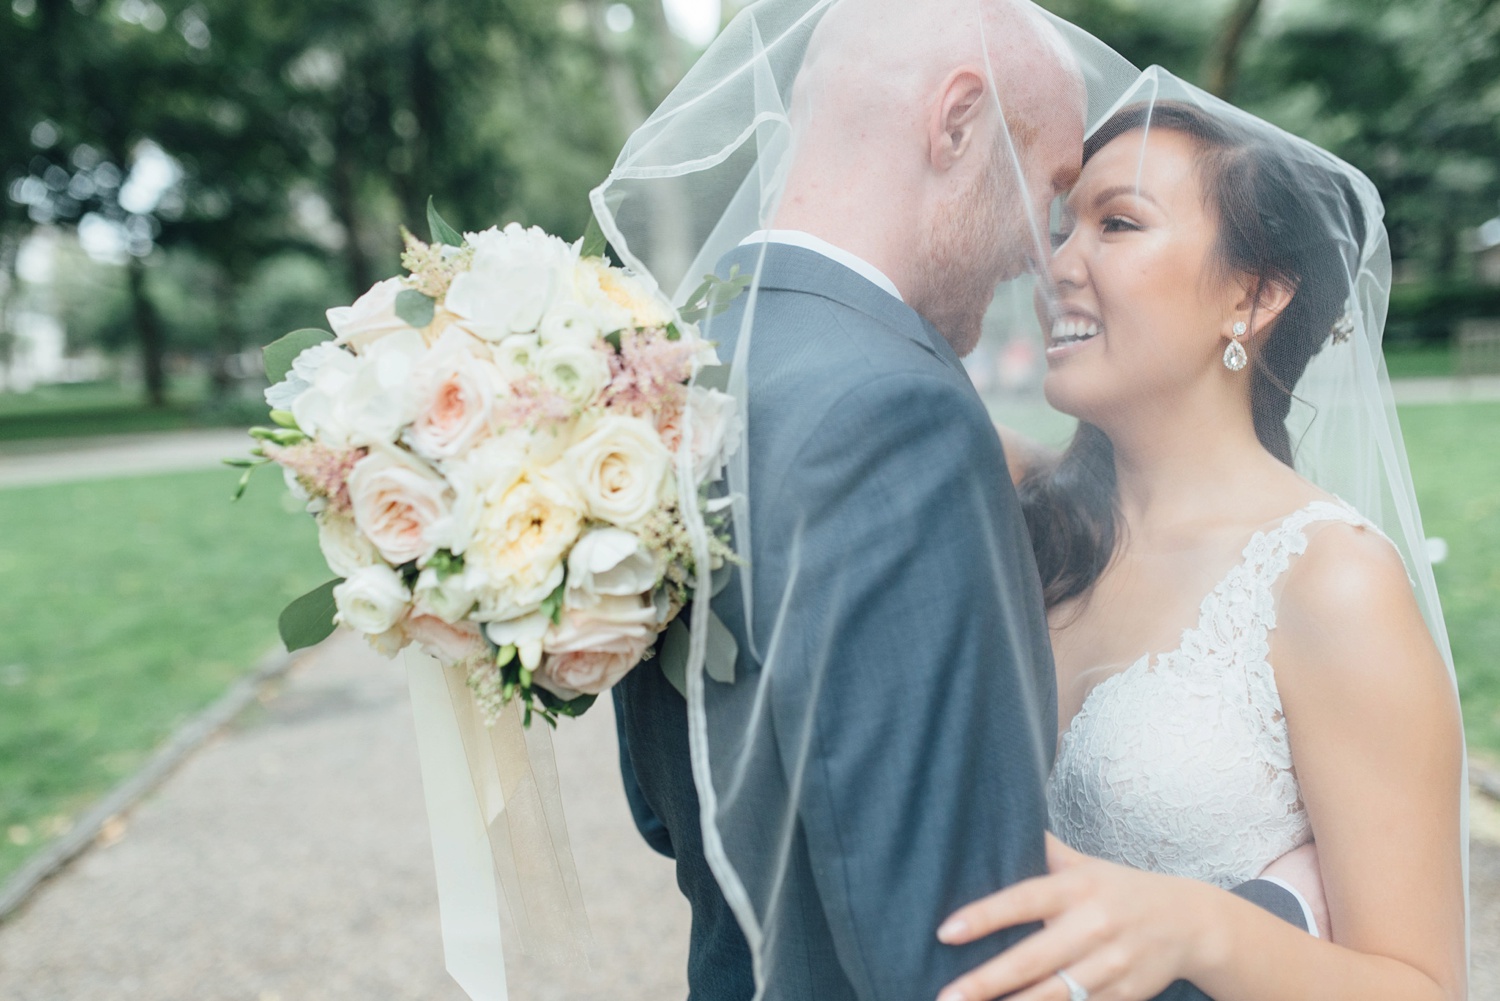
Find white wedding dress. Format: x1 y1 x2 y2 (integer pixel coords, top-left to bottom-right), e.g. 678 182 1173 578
1046 499 1381 889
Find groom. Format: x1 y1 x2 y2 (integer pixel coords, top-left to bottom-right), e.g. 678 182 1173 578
613 2 1309 999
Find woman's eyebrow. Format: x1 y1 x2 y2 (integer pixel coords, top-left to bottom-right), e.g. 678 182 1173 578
1091 184 1161 209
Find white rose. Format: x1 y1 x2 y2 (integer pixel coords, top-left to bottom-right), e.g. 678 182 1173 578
290 345 362 446
265 340 344 412
347 447 456 566
327 277 410 350
486 611 551 671
564 415 672 529
412 566 479 623
334 564 411 636
680 386 740 482
467 466 584 620
535 594 658 696
447 224 577 341
536 340 610 409
407 331 504 461
317 511 381 578
566 528 658 608
340 329 426 446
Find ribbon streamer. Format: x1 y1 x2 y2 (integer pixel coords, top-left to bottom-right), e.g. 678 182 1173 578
405 650 593 1000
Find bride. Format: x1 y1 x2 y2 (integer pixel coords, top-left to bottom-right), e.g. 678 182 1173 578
935 92 1468 1001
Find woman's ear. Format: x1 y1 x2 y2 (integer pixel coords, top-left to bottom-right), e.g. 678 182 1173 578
1236 278 1297 341
928 68 987 170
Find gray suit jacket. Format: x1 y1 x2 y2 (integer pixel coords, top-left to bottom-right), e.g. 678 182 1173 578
615 243 1307 1001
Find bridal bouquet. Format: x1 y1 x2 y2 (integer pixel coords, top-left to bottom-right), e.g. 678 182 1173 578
234 204 741 726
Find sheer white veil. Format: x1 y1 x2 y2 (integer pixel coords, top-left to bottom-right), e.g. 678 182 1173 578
592 0 1469 990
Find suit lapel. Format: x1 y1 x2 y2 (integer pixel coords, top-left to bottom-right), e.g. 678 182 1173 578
716 243 973 381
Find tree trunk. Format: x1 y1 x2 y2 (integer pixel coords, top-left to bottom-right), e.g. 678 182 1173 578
126 253 167 408
331 129 376 295
209 265 238 401
1203 0 1264 99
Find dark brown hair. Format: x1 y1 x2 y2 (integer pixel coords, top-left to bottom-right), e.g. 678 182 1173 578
1019 101 1366 609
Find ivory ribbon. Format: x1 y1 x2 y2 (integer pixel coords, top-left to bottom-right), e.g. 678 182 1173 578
404 650 593 1000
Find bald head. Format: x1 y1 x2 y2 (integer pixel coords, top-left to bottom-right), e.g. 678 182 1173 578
774 0 1087 352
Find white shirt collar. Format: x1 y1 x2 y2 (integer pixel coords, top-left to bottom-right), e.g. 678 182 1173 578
739 229 904 303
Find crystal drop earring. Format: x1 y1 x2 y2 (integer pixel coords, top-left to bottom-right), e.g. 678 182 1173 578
1223 320 1249 372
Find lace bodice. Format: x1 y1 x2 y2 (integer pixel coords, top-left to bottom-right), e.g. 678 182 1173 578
1046 500 1379 888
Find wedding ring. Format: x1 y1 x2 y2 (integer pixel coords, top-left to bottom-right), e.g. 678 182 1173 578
1056 969 1090 1001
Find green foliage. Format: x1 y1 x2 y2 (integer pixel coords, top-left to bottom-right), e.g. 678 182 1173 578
394 288 436 329
278 579 343 652
262 328 333 384
0 469 330 882
679 266 753 325
1387 283 1500 345
426 198 464 248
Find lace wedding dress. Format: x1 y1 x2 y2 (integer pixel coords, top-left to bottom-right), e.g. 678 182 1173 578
1046 499 1381 889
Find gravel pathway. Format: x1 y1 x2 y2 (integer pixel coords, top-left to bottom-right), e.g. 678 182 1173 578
0 629 1493 999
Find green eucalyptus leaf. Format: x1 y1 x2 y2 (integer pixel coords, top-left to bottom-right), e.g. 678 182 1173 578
263 328 334 385
279 578 343 652
660 618 690 699
580 214 608 259
427 197 463 247
395 288 436 328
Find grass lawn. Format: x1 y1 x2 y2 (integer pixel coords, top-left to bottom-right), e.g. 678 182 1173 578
0 468 329 883
0 379 267 443
1398 402 1500 755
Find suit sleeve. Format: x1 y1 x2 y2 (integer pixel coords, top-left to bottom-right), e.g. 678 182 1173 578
755 371 1056 1001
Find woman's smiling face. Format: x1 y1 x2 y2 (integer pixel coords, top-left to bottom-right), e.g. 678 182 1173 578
1036 127 1246 426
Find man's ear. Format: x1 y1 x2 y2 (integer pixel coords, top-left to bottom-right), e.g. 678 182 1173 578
929 68 987 170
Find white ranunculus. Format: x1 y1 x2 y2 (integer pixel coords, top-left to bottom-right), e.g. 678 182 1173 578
327 277 410 350
564 415 672 529
467 466 584 620
407 331 504 461
539 298 608 348
536 340 610 409
536 594 658 695
317 511 381 578
446 224 578 341
412 566 479 624
486 611 551 671
334 564 411 636
340 329 426 446
347 447 456 566
566 528 658 608
491 333 541 385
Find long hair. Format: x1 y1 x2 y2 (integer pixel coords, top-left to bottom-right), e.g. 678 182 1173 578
1019 102 1367 609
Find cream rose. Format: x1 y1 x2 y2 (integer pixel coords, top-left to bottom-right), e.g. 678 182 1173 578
467 466 584 620
564 415 671 529
334 564 410 636
576 257 672 330
407 332 504 461
566 528 658 608
316 511 381 578
535 594 658 695
347 447 456 566
327 277 410 350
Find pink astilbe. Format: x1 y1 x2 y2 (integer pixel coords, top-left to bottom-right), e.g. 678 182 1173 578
494 374 576 429
604 328 696 417
264 441 365 515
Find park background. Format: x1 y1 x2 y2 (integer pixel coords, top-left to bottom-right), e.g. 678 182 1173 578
2 0 1499 996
